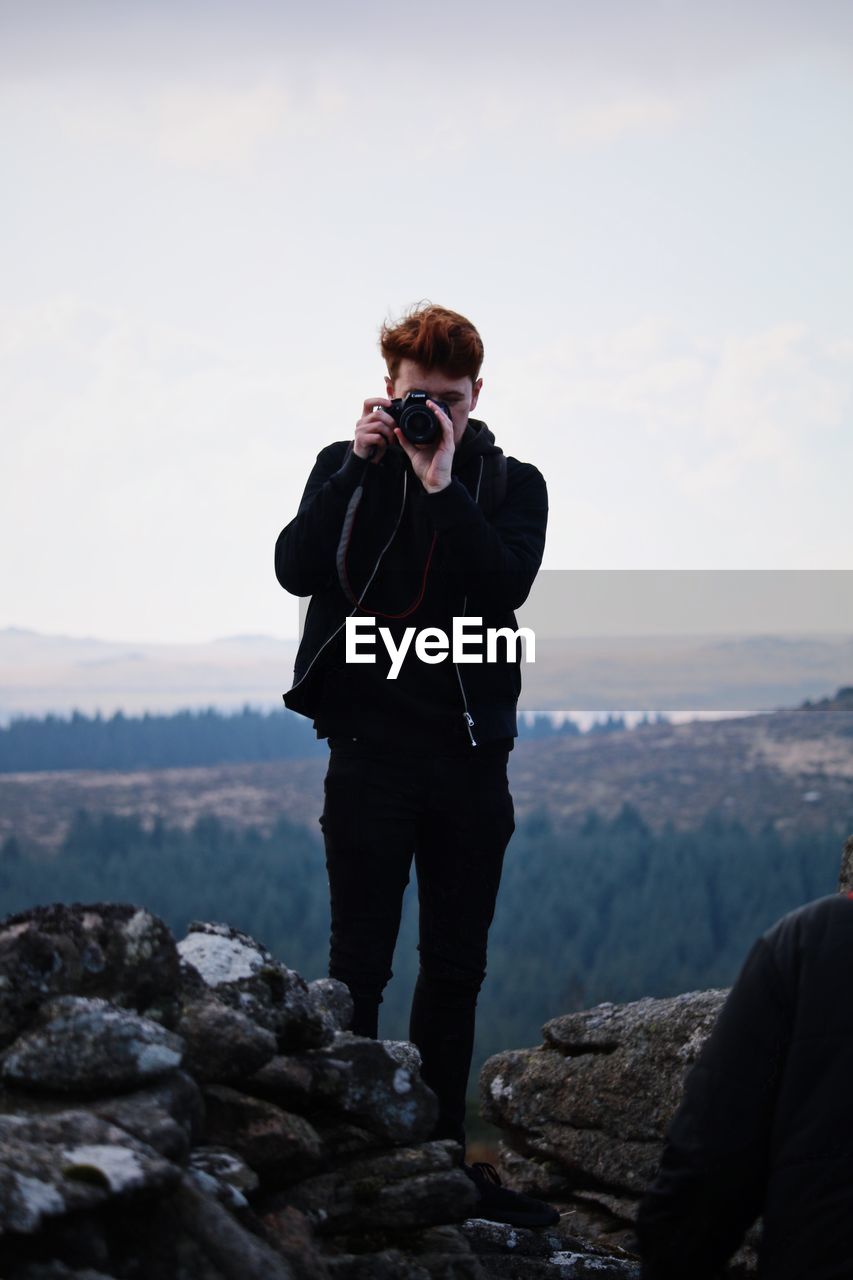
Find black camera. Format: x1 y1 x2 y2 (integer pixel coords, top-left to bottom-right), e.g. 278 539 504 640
387 390 451 446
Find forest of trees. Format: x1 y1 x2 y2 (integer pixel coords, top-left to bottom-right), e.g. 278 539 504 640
0 804 841 1090
0 706 326 771
0 706 652 773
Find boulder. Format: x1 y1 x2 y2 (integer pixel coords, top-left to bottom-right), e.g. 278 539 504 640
481 990 727 1195
0 1070 203 1162
0 1109 179 1234
479 989 762 1273
201 1084 326 1187
176 998 277 1084
244 1034 438 1144
0 996 185 1095
177 922 334 1051
0 900 640 1279
0 904 180 1049
462 1220 640 1277
278 1138 479 1235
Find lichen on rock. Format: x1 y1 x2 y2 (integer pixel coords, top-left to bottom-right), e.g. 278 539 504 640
0 899 655 1278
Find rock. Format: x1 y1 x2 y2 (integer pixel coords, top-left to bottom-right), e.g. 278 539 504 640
477 989 763 1272
324 1250 431 1279
0 901 660 1279
279 1139 478 1235
490 1149 574 1201
307 978 354 1034
0 1070 203 1163
87 1070 204 1159
319 1036 437 1144
310 1118 384 1162
201 1084 326 1187
461 1218 641 1275
177 922 333 1051
0 1109 179 1235
173 1172 310 1279
326 1246 483 1279
481 990 727 1195
527 1193 639 1260
187 1145 260 1210
176 998 277 1083
476 1256 638 1278
44 1194 230 1279
316 1222 484 1278
244 1053 342 1111
0 996 185 1095
6 1267 120 1279
0 904 180 1049
189 1146 259 1197
398 1224 488 1278
383 1039 423 1074
245 1034 438 1144
258 1203 333 1280
462 1220 568 1260
8 1204 116 1273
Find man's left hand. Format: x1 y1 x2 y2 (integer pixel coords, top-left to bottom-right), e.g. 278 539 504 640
393 401 454 494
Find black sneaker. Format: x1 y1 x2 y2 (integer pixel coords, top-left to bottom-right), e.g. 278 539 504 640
463 1160 561 1228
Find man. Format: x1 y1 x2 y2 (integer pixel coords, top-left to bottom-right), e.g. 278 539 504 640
275 303 555 1226
636 890 853 1278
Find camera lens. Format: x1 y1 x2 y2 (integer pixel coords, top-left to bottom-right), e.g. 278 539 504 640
400 405 438 446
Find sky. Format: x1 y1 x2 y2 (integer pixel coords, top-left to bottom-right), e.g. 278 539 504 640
2 0 852 644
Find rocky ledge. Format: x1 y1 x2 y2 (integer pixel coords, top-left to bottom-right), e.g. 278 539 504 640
477 843 853 1279
481 988 768 1278
0 902 639 1279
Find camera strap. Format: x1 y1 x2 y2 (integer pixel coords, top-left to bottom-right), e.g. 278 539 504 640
335 463 438 618
334 448 505 616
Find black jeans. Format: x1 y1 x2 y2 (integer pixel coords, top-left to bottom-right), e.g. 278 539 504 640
319 736 515 1150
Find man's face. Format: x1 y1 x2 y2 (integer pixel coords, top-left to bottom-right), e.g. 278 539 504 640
385 359 482 448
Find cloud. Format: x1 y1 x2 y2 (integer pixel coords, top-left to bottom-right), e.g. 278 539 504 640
2 0 852 83
455 85 681 152
23 61 680 175
153 79 350 171
0 295 319 641
154 82 293 171
555 94 679 147
49 74 348 173
5 0 850 178
680 325 851 490
494 317 852 493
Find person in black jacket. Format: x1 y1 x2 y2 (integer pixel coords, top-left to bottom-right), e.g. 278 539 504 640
636 890 853 1278
274 303 556 1227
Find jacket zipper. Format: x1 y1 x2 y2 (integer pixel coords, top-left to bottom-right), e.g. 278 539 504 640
453 606 477 746
452 456 485 747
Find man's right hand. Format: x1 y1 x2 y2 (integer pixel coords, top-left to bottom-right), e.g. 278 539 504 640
354 398 397 462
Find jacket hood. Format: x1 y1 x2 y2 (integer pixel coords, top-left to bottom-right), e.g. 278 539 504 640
455 418 502 464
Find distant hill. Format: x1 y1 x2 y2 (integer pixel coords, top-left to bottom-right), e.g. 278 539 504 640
2 688 851 853
0 627 298 721
2 625 853 720
511 685 853 840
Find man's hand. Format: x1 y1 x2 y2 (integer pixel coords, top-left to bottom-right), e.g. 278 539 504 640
393 400 454 493
354 398 397 462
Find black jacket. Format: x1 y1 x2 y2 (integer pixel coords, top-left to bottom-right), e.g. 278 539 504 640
636 892 853 1279
274 420 548 749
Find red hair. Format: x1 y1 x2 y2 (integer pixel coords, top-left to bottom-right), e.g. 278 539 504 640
380 302 484 383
